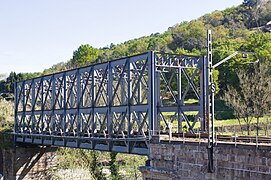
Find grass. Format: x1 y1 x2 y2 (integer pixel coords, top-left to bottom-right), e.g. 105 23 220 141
0 99 13 132
56 148 146 179
215 117 269 127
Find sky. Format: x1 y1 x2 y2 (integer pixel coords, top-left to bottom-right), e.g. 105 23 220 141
0 0 244 75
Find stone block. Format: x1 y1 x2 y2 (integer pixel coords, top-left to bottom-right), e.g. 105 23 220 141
258 165 269 173
243 164 259 171
3 147 57 180
142 142 271 180
235 155 246 163
176 169 190 177
205 172 216 180
267 158 271 166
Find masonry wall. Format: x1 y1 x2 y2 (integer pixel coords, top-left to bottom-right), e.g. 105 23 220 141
139 141 271 180
2 146 57 180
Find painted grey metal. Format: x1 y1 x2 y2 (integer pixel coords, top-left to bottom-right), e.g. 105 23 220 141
155 53 204 133
14 51 209 155
207 29 214 173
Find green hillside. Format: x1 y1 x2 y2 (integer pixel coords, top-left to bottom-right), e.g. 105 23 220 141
1 0 271 96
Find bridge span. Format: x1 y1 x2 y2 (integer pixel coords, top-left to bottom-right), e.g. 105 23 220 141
13 51 211 155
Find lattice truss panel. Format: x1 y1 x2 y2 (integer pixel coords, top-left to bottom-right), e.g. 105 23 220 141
14 52 208 155
154 53 206 133
15 53 153 154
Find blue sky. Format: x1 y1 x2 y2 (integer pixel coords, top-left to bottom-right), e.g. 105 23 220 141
0 0 243 75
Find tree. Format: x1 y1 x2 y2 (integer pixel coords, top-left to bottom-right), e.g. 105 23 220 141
243 0 259 7
223 69 254 135
168 20 206 51
109 152 121 180
89 150 105 180
241 32 271 61
43 62 67 74
250 62 271 136
242 0 269 28
70 44 100 68
223 62 271 135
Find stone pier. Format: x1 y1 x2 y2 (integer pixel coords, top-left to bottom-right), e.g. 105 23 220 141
139 140 271 179
1 146 57 180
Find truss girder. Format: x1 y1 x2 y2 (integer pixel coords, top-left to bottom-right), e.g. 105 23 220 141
14 52 209 155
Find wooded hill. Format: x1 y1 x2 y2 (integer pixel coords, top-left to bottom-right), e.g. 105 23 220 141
1 0 271 97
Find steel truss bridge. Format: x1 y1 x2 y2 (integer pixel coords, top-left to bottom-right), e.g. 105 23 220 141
14 49 213 155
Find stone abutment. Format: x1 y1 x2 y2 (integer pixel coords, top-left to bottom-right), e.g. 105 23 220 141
139 140 271 179
1 146 57 180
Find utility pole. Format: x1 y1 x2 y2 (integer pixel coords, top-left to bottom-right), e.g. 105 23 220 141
206 29 258 173
207 29 215 173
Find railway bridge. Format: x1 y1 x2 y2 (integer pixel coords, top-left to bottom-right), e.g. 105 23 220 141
2 31 271 179
13 50 210 155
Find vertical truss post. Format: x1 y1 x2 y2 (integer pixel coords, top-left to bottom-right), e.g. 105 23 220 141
121 75 126 139
138 67 142 104
81 73 85 107
127 58 132 138
127 58 132 153
108 62 113 140
22 82 26 133
51 75 56 135
76 69 81 136
63 73 67 136
31 79 35 133
178 67 183 133
202 56 209 132
91 68 96 146
148 52 152 135
41 78 44 134
148 51 158 136
138 70 143 134
155 70 161 135
70 77 74 108
121 77 125 105
199 62 204 131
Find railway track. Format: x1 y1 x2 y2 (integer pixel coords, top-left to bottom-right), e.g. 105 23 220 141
160 132 271 144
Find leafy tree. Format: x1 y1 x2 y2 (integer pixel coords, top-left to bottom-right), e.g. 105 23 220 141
201 11 224 27
0 72 40 94
43 62 67 74
249 62 271 136
240 32 271 61
242 0 269 28
127 38 148 55
223 69 254 135
0 99 13 131
109 152 121 180
243 0 259 7
111 44 128 59
168 20 206 51
223 62 271 135
147 35 171 52
89 150 105 180
213 39 241 94
260 1 271 25
70 44 100 68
